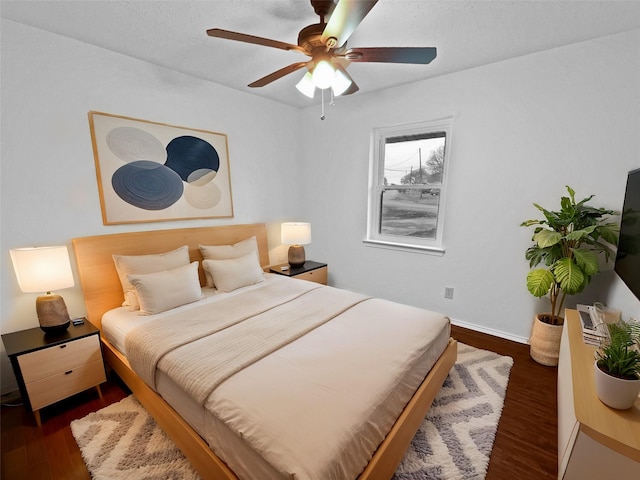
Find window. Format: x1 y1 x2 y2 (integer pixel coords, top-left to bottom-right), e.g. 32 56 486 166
366 118 452 253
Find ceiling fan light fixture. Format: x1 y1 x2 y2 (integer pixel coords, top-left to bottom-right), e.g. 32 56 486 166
331 67 352 96
296 72 316 98
312 60 335 89
208 1 438 104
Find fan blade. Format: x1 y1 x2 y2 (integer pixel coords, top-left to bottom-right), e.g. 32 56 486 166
345 47 437 64
321 0 378 48
342 78 359 96
207 28 305 54
248 62 309 88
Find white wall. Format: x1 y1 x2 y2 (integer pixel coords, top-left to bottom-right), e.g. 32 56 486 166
0 20 303 392
299 29 640 342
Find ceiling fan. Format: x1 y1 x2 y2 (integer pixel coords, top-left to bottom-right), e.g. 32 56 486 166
206 0 437 99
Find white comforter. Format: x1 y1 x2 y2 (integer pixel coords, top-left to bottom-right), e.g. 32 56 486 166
104 275 451 480
126 279 368 404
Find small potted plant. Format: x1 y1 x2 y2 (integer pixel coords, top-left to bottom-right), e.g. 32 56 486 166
521 186 618 366
594 321 640 409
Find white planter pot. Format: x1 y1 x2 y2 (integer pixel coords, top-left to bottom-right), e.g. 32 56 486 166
594 361 640 410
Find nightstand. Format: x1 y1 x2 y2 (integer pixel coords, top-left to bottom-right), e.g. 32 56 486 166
269 261 328 285
1 321 107 426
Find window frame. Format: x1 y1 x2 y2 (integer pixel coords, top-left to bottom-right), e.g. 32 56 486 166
365 117 453 254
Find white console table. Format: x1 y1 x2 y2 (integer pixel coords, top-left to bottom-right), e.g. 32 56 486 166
557 309 640 479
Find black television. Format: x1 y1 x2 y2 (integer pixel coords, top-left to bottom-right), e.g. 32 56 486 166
614 168 640 300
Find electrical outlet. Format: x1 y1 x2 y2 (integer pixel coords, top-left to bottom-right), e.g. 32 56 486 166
444 287 454 299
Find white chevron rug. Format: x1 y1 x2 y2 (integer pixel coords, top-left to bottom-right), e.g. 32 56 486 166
70 394 199 480
71 343 512 480
393 343 513 480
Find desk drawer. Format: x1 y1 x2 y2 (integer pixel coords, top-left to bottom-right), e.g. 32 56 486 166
18 335 102 383
26 359 106 410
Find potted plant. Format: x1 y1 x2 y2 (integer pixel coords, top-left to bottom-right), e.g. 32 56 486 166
521 186 618 366
594 321 640 409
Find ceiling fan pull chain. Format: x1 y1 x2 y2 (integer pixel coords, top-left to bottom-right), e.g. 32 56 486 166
330 88 336 107
321 88 326 120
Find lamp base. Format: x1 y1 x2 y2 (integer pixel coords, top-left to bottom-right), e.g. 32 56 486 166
36 294 71 333
288 245 306 268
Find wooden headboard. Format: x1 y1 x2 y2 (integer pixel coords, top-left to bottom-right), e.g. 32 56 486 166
72 223 269 329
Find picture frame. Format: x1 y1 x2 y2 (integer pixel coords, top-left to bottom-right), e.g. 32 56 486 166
88 111 233 225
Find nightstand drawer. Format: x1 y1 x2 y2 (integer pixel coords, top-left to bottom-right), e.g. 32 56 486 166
295 266 327 285
18 335 102 383
26 359 106 411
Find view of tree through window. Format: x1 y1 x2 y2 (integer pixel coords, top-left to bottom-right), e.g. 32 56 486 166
367 118 452 252
381 133 446 239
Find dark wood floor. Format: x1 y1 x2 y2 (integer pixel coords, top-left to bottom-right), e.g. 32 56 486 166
1 325 557 480
451 325 558 480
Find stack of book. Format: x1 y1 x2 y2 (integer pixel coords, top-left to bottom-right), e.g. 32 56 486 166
582 327 607 347
577 304 608 347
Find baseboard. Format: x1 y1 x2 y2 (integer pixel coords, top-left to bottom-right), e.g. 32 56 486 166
450 318 529 345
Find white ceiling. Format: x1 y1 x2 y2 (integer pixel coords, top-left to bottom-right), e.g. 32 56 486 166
3 0 640 108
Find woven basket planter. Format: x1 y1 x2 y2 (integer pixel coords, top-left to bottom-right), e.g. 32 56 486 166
529 314 564 366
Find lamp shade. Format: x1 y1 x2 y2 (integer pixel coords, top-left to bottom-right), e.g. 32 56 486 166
281 223 312 246
296 72 316 98
312 60 335 89
331 67 352 96
10 246 75 293
296 64 353 99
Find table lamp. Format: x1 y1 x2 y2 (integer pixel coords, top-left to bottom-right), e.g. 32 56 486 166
281 222 311 268
10 245 75 333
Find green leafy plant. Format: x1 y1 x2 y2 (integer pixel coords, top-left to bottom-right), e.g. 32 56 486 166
596 321 640 380
521 186 619 325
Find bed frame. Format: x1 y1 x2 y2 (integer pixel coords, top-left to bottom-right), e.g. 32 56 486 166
72 223 457 480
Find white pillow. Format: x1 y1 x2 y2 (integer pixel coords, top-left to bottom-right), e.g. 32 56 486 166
113 245 190 310
202 251 264 293
127 262 202 315
199 236 259 288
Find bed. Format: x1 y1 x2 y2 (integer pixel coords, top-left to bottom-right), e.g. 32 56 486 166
72 223 457 480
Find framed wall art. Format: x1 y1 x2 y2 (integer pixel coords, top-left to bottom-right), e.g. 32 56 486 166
88 111 234 225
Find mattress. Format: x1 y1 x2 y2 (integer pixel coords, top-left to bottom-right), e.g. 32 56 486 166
102 274 450 479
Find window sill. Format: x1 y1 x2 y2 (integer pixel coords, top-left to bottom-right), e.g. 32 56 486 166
363 239 445 256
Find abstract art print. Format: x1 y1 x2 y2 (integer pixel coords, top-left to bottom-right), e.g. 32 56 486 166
89 111 233 225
